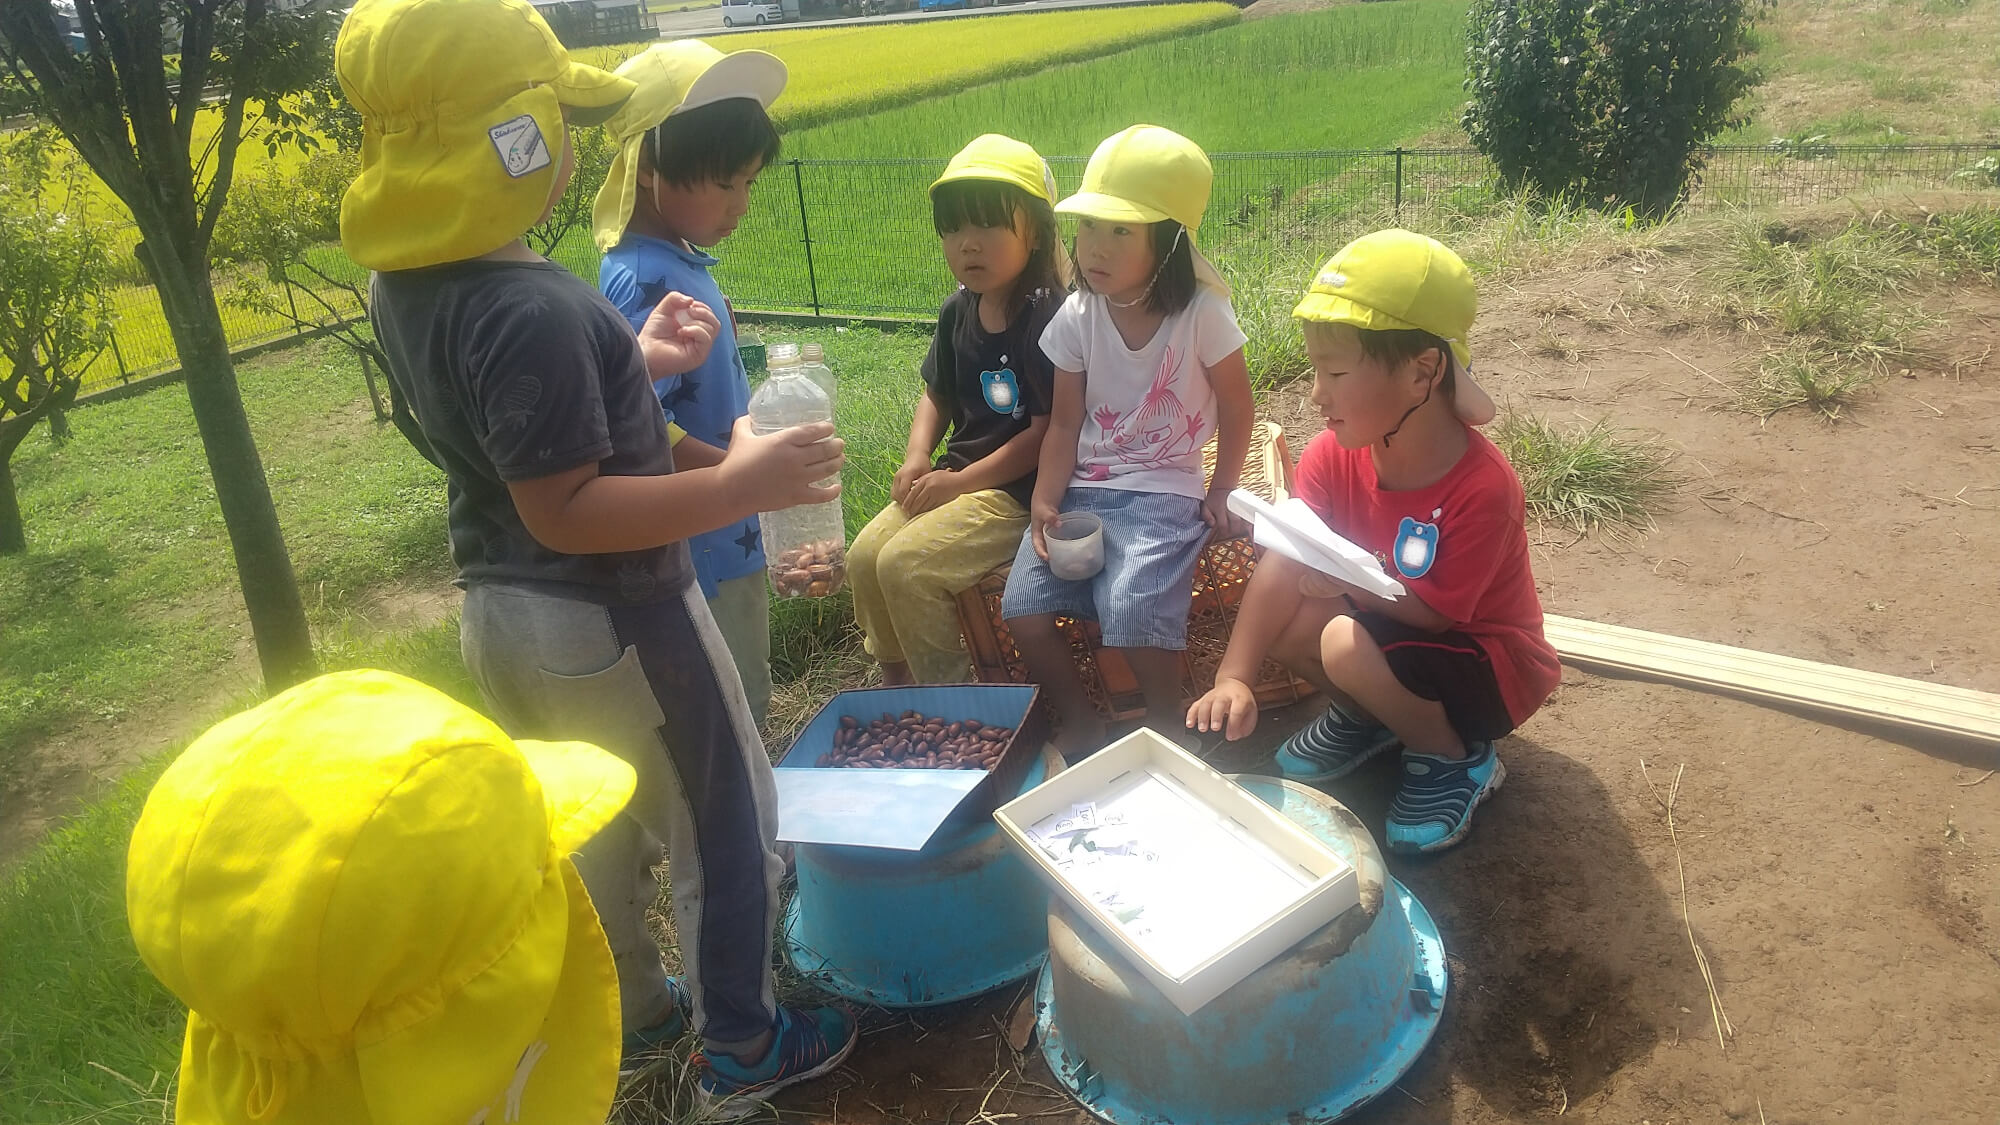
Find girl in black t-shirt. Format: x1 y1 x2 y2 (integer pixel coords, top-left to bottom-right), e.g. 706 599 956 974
848 134 1072 685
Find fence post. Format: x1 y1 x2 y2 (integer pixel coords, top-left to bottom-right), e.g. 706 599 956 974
284 276 304 337
109 329 129 384
791 159 823 317
1394 147 1405 221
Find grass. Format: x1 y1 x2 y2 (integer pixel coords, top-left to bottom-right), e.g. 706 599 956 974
0 755 182 1123
1706 214 1951 416
1740 341 1883 420
0 340 450 759
1718 0 2000 144
1902 204 2000 278
695 0 1471 325
1492 413 1676 534
779 0 1469 158
581 3 1243 130
0 618 478 1125
1718 218 1937 349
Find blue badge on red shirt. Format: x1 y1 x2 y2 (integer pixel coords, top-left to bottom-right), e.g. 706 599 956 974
1394 510 1441 579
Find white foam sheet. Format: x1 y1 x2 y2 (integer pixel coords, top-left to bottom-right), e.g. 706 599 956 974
1226 490 1405 600
774 768 986 851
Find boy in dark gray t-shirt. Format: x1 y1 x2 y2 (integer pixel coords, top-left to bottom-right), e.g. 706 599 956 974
336 0 859 1114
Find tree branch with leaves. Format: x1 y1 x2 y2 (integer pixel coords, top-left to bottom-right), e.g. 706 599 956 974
0 128 114 553
0 0 336 688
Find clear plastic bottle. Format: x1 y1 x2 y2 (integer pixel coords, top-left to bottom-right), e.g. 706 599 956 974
799 343 836 410
748 343 847 598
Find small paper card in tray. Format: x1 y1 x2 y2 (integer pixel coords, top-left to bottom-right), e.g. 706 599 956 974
995 728 1359 1015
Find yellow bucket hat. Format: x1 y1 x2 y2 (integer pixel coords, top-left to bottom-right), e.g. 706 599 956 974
1056 124 1228 295
1294 229 1495 424
930 133 1059 207
590 40 788 252
337 0 637 271
126 669 637 1125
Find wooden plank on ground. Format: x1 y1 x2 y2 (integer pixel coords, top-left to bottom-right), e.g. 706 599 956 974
1543 614 2000 747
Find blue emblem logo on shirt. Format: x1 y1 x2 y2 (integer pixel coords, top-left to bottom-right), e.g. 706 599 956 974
981 366 1022 417
1394 512 1441 579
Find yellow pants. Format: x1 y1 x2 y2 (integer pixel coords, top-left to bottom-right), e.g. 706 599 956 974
849 489 1029 684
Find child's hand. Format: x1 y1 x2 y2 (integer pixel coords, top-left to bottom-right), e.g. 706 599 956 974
1199 489 1241 540
1029 499 1060 562
718 415 845 512
901 469 963 516
891 457 930 506
638 293 720 377
1186 677 1259 742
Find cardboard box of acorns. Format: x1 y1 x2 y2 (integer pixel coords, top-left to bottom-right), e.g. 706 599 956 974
777 684 1050 820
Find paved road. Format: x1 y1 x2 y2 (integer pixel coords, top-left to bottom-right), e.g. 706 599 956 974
651 0 1173 37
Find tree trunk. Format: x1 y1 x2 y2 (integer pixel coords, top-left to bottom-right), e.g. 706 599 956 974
0 427 25 555
145 242 318 690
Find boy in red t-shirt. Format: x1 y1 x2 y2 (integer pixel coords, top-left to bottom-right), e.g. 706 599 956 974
1187 230 1559 853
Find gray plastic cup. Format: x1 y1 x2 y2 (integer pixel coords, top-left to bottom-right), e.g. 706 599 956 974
1046 512 1105 581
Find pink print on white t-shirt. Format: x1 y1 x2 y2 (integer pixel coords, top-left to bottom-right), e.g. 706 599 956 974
1078 346 1208 481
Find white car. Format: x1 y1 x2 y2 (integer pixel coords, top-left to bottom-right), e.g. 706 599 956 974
720 0 791 25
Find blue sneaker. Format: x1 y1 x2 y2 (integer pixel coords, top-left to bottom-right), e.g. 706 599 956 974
1274 700 1401 784
619 976 691 1077
695 1004 858 1118
1386 742 1506 854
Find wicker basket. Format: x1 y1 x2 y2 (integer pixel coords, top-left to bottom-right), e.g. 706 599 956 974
952 421 1313 722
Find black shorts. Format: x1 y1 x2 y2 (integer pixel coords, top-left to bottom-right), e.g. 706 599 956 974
1350 612 1516 744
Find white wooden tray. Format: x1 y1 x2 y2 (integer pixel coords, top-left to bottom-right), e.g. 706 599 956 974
995 728 1359 1014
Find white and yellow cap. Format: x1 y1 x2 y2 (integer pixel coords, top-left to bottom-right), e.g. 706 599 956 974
1055 124 1228 295
337 0 636 271
930 133 1059 206
1295 229 1495 425
591 40 788 251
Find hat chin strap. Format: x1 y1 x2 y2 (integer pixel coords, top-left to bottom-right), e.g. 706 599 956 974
1381 364 1443 448
1106 224 1186 310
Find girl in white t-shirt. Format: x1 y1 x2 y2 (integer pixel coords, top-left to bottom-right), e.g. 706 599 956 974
1000 125 1253 756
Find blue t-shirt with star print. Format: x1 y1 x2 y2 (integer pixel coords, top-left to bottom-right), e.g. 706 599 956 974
599 234 763 598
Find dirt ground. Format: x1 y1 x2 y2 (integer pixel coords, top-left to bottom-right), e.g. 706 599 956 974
0 583 460 865
728 244 2000 1123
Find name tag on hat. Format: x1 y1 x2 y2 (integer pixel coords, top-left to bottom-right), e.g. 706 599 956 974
489 114 552 179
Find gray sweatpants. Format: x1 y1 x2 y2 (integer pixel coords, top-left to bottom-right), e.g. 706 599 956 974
460 581 782 1050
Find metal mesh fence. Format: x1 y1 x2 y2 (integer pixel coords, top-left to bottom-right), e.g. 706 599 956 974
77 142 2000 399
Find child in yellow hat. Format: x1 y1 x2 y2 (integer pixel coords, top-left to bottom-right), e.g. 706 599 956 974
335 0 855 1115
847 134 1069 685
1186 229 1558 855
592 41 789 726
125 670 638 1125
1000 125 1255 755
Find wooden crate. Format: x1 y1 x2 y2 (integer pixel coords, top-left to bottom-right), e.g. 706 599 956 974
953 422 1312 722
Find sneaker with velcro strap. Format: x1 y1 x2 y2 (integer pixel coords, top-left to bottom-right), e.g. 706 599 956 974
1273 699 1402 784
1385 741 1506 855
